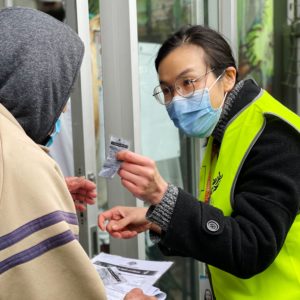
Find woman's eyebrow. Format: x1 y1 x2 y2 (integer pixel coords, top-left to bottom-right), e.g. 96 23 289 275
176 68 197 78
159 68 198 84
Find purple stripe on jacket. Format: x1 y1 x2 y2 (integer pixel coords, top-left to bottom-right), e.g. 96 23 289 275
0 230 76 274
0 211 78 250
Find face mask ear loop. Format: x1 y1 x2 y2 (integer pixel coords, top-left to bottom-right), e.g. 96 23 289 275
208 70 226 92
208 70 227 110
219 92 228 109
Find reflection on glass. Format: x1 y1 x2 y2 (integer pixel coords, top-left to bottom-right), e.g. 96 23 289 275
0 1 36 9
88 3 110 253
139 42 181 164
138 0 192 43
237 0 274 91
89 13 107 208
14 0 36 8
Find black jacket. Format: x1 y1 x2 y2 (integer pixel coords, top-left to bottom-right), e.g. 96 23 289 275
158 80 300 279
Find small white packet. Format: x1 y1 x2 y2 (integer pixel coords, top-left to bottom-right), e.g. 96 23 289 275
99 136 130 179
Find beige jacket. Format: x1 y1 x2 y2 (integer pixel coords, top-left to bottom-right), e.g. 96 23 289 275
0 104 106 300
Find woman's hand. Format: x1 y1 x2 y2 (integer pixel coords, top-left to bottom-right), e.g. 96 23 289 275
65 176 96 211
98 206 152 239
124 288 157 300
117 151 168 205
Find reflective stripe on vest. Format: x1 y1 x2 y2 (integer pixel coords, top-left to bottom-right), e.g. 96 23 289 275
199 89 300 300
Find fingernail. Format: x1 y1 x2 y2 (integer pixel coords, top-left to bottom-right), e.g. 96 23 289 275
112 225 118 230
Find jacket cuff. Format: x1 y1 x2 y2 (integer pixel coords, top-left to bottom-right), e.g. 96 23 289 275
146 183 178 233
149 230 162 244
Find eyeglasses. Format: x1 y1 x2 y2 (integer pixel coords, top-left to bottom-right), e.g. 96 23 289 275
153 69 214 105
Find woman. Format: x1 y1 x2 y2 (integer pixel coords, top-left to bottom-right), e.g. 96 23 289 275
99 25 300 299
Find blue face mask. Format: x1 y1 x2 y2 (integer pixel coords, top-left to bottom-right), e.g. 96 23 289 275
46 118 61 147
166 75 225 138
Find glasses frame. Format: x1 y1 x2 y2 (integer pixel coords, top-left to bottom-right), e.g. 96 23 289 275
153 69 215 105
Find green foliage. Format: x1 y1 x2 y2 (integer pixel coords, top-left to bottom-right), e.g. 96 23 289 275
238 0 274 89
89 0 99 17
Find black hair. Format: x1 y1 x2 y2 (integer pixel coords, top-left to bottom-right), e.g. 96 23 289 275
155 25 238 81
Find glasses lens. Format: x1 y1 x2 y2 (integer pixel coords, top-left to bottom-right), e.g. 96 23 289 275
153 85 172 105
175 78 195 98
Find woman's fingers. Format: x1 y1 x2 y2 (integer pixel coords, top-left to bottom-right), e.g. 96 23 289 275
120 162 155 178
118 168 144 186
106 214 134 232
116 151 168 204
120 178 143 198
98 210 115 230
117 150 155 167
110 230 138 239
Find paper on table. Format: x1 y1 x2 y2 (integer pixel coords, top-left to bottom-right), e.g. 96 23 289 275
92 252 173 300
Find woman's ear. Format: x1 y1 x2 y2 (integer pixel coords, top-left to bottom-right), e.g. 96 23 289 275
222 67 236 92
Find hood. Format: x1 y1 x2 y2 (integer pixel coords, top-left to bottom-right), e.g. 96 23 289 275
0 7 84 145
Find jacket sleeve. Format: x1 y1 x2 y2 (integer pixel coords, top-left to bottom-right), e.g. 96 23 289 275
158 117 300 278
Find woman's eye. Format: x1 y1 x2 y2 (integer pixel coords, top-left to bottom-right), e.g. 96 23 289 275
183 79 193 86
161 86 170 95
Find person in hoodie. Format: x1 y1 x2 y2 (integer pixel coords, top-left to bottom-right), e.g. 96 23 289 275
0 6 107 300
0 7 156 300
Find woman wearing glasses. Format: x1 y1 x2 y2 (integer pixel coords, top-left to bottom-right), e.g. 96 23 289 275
99 25 300 299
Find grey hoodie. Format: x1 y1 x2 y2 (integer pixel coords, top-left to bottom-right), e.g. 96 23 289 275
0 7 84 145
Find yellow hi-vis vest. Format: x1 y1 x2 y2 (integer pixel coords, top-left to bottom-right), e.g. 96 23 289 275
199 89 300 300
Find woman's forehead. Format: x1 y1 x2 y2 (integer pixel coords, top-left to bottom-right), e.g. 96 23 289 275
158 44 207 81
